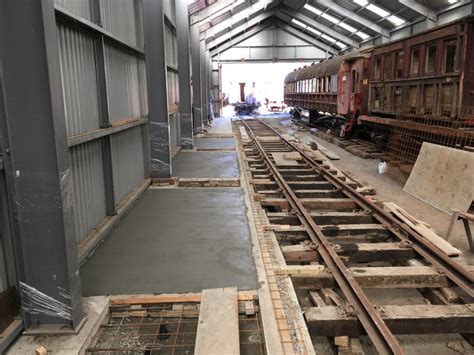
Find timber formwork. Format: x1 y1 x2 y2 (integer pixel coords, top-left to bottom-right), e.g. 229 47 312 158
235 117 474 354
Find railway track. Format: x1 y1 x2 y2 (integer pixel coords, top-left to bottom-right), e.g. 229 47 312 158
236 117 474 354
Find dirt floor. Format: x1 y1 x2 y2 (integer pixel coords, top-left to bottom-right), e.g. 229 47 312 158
260 115 474 266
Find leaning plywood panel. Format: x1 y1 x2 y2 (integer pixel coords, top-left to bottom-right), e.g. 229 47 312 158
403 143 474 214
195 287 239 355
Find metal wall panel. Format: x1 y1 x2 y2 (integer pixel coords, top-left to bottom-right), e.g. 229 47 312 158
55 0 92 21
100 0 143 47
163 0 177 27
111 126 146 203
275 30 308 46
105 42 146 122
249 47 272 60
390 26 412 41
57 22 101 137
295 46 326 59
70 140 107 244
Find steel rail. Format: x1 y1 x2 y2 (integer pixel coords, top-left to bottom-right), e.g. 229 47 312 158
255 118 474 298
240 118 406 355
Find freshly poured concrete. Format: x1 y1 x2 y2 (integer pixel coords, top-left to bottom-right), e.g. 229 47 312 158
194 137 235 149
80 188 257 296
172 151 239 178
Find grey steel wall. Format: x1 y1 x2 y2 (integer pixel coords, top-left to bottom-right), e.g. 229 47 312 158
164 9 181 155
55 0 149 245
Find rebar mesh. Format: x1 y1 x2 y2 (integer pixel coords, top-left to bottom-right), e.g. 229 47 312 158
387 106 474 182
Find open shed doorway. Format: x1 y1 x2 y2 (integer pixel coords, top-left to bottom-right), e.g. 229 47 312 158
220 62 303 116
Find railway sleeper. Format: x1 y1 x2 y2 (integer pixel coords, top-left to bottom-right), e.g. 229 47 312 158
304 304 474 336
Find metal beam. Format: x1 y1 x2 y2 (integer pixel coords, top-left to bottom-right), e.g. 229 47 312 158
191 23 203 133
210 21 273 56
190 0 236 25
143 0 171 178
206 10 277 50
0 0 84 330
200 40 209 125
397 0 436 22
311 0 389 38
204 0 278 42
280 6 359 48
176 0 194 149
273 18 339 55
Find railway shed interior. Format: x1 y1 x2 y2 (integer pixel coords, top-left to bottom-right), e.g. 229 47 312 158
0 0 473 354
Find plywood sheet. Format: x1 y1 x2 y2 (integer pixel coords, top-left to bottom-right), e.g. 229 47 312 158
195 287 239 355
403 143 474 214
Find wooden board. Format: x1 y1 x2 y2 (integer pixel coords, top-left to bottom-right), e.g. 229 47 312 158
403 143 474 214
384 202 461 257
195 287 239 355
271 152 300 166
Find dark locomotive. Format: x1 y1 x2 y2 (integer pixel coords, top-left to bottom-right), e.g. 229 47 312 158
284 15 474 142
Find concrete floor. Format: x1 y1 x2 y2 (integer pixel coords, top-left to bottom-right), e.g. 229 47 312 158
81 188 257 296
194 137 235 149
172 151 239 178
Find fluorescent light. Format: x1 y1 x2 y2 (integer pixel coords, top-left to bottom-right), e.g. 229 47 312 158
291 19 307 28
448 0 458 3
387 15 405 26
307 26 322 35
338 22 357 32
366 4 389 17
304 4 323 15
353 0 368 6
355 31 369 40
335 42 347 49
321 34 336 43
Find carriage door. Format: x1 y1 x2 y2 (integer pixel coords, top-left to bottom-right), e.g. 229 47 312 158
337 61 351 115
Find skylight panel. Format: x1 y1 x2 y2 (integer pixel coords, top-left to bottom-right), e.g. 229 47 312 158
355 31 369 40
307 26 322 35
291 19 307 28
366 4 389 17
321 13 340 24
353 0 368 6
304 4 323 15
321 34 336 42
335 41 347 49
338 22 357 32
387 15 405 26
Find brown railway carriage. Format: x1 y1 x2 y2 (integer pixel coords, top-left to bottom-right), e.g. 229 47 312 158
284 15 474 131
368 15 474 125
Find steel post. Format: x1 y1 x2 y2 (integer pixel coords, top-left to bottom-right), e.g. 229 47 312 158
0 0 84 330
143 0 171 178
176 0 194 149
191 23 203 133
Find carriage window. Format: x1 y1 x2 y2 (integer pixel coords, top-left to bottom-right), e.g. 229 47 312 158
374 57 381 79
410 48 420 75
384 54 392 79
327 76 331 93
444 41 456 73
395 51 404 78
425 45 437 74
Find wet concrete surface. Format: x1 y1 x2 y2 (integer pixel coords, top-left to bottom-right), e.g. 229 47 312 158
194 137 235 149
81 188 257 296
172 151 239 178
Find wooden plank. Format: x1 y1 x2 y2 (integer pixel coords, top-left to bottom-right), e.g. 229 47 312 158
239 126 249 140
275 265 325 276
292 266 448 289
301 198 357 210
281 244 318 263
403 142 474 213
320 224 389 237
384 202 461 256
305 304 474 336
195 287 239 355
110 290 257 305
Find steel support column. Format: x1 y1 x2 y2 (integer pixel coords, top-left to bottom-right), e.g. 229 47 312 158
0 0 84 330
176 0 194 149
143 0 171 178
191 23 203 133
200 40 209 126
